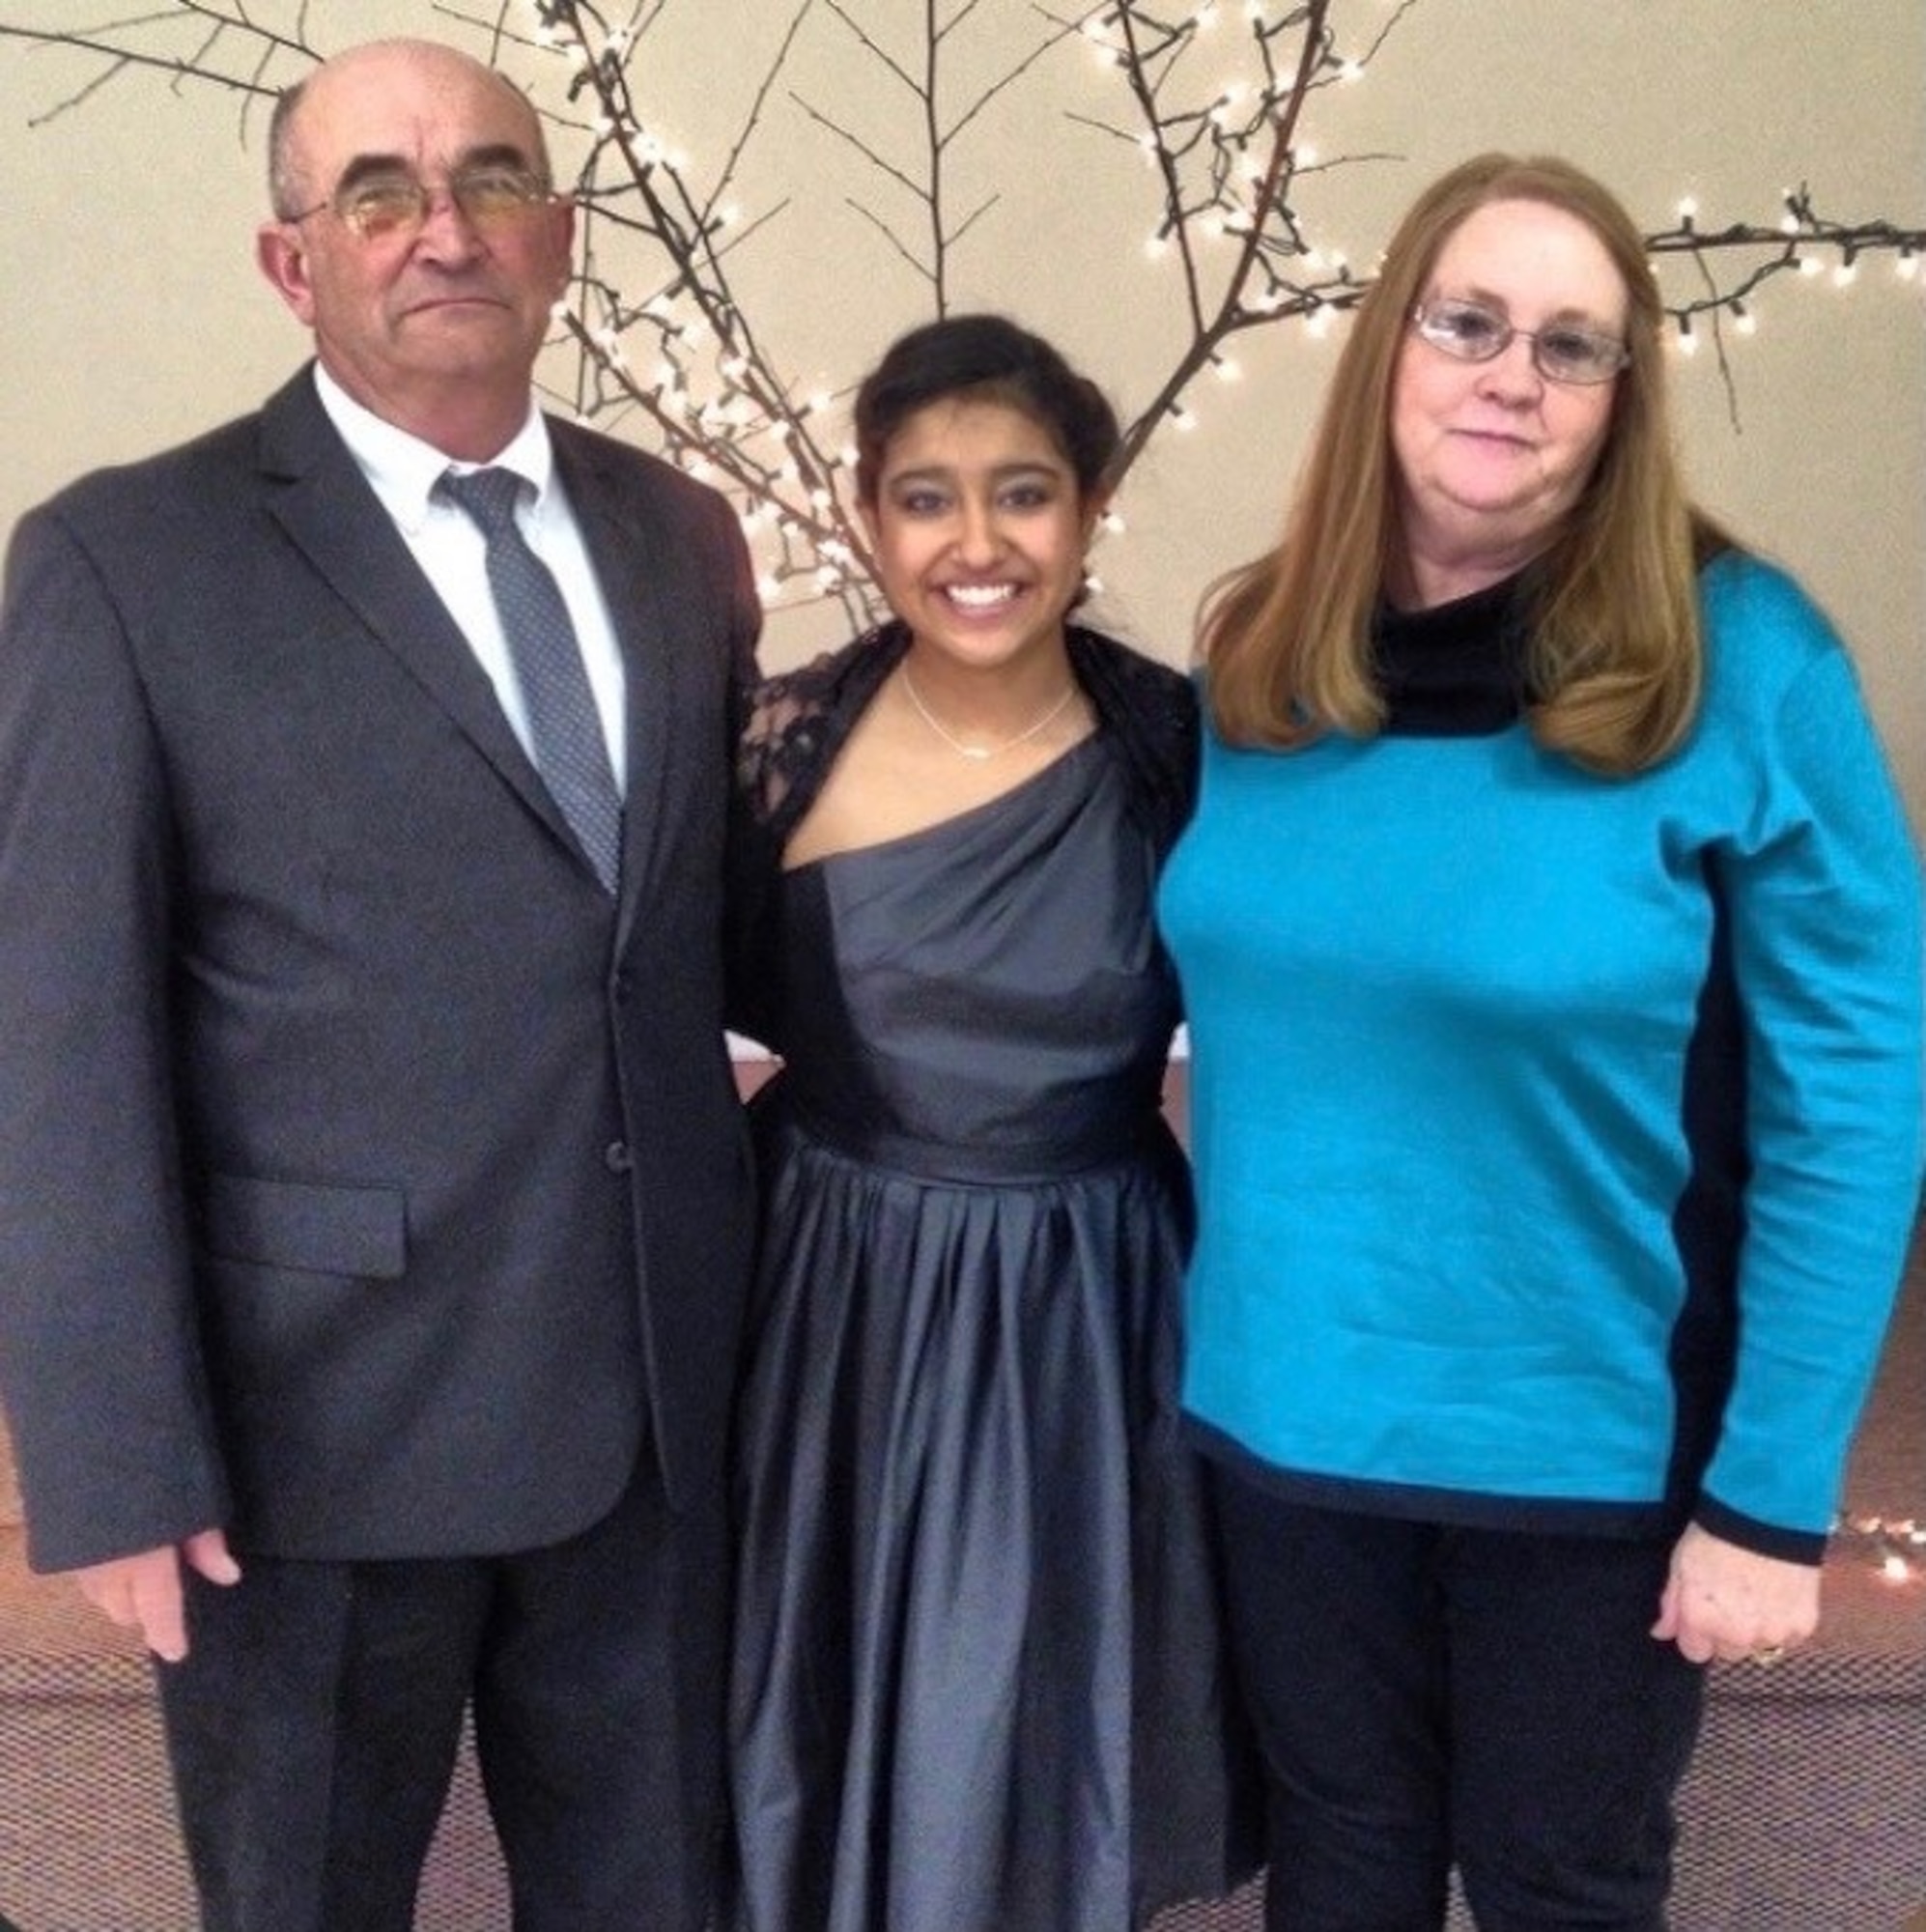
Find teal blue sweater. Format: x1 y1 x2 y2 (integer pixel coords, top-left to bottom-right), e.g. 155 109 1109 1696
1160 553 1922 1561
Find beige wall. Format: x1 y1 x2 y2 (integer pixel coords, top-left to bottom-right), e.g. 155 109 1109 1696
3 0 1921 841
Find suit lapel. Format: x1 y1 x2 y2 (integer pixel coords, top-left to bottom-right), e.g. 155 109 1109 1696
256 372 581 864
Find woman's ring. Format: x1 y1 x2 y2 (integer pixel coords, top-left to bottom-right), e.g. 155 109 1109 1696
1750 1645 1787 1665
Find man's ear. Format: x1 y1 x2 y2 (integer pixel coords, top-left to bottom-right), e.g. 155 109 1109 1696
256 221 318 327
546 193 577 303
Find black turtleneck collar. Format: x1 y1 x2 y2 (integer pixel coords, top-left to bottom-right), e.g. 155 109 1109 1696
1374 571 1533 737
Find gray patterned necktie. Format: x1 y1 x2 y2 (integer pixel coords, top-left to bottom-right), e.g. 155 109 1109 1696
439 467 623 894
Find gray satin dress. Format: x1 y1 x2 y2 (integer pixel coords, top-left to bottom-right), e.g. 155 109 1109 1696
729 738 1258 1932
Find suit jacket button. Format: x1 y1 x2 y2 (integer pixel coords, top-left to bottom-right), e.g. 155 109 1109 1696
603 1139 634 1175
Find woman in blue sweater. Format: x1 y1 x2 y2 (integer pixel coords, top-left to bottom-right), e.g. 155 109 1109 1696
1158 152 1922 1930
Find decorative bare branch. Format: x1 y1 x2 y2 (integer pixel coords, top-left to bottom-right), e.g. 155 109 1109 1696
0 7 305 132
4 0 1921 630
1073 0 1374 481
795 0 1097 314
1070 1 1924 462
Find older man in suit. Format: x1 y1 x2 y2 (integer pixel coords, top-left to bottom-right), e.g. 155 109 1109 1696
0 38 757 1932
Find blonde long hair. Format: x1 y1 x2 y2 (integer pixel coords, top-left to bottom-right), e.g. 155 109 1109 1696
1203 153 1729 776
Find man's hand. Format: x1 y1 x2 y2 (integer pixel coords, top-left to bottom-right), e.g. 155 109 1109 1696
67 1529 241 1663
1651 1521 1821 1665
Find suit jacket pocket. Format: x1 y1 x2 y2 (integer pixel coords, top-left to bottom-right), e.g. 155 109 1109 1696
200 1172 407 1280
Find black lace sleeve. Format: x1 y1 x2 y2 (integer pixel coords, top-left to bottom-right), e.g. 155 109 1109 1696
724 625 909 1047
1067 627 1201 862
735 624 909 845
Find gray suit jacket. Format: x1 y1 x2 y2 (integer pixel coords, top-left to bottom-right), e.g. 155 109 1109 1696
0 368 760 1572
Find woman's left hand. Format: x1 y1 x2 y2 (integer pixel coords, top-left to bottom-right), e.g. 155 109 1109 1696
1651 1521 1822 1665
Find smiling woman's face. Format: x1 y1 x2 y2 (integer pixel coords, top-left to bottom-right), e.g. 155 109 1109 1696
1391 196 1629 604
859 396 1096 674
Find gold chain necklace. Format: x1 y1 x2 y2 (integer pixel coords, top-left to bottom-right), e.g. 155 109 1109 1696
900 664 1078 762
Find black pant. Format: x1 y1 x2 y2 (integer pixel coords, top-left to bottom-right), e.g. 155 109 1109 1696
1213 1465 1704 1932
156 1449 725 1932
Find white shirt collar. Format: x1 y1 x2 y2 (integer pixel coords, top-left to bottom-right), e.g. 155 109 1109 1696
311 363 555 534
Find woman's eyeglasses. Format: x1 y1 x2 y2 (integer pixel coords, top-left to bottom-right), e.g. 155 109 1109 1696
1410 298 1629 386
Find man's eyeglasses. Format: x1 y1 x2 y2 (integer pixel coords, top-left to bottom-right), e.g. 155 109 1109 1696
288 165 554 243
1409 298 1629 386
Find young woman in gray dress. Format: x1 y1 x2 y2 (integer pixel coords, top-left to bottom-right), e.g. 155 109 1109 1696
726 314 1259 1932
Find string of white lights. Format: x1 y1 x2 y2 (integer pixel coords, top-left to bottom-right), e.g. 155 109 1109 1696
2 0 1919 618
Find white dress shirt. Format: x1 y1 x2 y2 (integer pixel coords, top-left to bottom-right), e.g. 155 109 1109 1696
313 365 628 791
